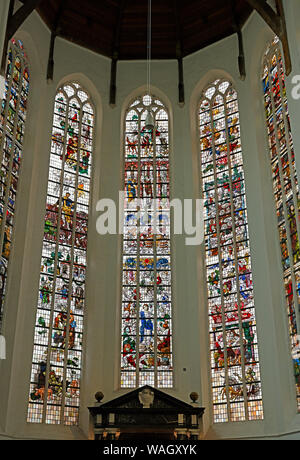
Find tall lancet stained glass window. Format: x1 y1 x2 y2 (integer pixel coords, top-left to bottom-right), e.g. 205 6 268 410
27 83 94 425
262 38 300 410
199 80 263 423
0 39 30 330
121 95 173 389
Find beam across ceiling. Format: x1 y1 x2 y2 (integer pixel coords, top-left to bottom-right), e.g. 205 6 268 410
47 0 65 81
231 0 246 80
110 0 127 107
244 0 281 35
7 0 45 40
174 0 185 106
1 0 46 75
244 0 291 75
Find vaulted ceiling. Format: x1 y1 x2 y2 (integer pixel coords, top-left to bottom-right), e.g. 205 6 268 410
36 0 253 60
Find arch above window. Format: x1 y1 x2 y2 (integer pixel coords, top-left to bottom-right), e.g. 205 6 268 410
199 78 264 423
27 82 94 426
121 94 173 389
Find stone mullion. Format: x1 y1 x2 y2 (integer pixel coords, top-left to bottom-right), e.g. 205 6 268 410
208 98 231 421
136 105 142 387
223 88 249 420
60 93 83 424
120 113 127 386
198 111 213 417
121 110 128 385
42 91 70 423
152 104 158 388
165 115 172 388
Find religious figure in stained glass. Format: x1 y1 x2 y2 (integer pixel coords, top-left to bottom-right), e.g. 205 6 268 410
199 79 264 423
27 82 94 426
121 94 173 389
262 37 300 410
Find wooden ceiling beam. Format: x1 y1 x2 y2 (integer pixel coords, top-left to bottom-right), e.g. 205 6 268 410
1 0 45 76
35 0 254 62
110 0 127 107
244 0 281 35
231 0 246 80
275 0 291 76
7 0 46 39
244 0 291 75
174 0 185 106
47 0 65 81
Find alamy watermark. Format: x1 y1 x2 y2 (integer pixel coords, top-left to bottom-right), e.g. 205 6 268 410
292 75 300 100
96 193 205 246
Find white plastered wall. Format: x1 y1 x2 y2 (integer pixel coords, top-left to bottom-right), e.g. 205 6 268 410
0 0 299 440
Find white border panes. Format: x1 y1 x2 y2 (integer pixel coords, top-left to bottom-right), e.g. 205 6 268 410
0 39 30 330
27 83 94 426
121 95 173 389
262 37 300 410
199 79 264 423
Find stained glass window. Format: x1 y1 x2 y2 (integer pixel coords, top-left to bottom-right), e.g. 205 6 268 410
262 37 300 410
27 82 94 425
0 39 30 331
121 94 173 389
199 79 264 423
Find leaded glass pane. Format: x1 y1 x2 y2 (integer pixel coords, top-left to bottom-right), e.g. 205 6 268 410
121 94 173 389
199 79 264 423
27 82 94 426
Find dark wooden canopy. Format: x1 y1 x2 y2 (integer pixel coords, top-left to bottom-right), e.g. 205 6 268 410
36 0 253 60
8 0 289 104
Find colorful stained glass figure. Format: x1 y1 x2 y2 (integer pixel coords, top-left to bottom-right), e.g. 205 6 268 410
0 39 30 331
199 79 264 423
27 82 94 426
121 95 173 389
262 37 300 410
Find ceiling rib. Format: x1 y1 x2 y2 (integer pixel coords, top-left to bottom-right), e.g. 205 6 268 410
110 0 127 107
244 0 291 75
1 0 45 75
47 0 65 81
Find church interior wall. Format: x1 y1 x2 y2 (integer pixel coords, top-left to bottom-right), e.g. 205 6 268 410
0 0 299 440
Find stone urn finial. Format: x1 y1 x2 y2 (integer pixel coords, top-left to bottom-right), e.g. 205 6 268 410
95 391 104 403
190 392 199 403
